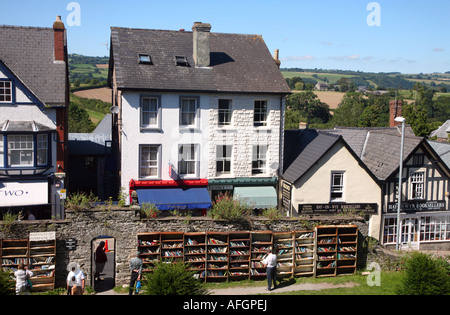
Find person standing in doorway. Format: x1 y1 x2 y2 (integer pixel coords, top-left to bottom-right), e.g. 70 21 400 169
129 251 143 295
262 248 277 291
94 241 108 281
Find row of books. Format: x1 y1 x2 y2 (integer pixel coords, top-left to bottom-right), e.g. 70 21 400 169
2 258 28 265
297 232 314 239
230 250 249 256
208 247 227 253
208 238 227 245
185 238 200 245
162 250 183 257
162 242 183 248
296 246 314 253
230 241 249 247
138 240 159 246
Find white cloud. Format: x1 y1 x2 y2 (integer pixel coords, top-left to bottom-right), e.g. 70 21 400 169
432 47 445 52
282 55 316 61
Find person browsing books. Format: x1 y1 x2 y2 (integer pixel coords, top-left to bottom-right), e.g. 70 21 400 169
129 251 143 295
262 249 277 291
14 263 33 295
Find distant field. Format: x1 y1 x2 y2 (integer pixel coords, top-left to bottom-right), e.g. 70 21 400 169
282 71 355 84
73 87 111 103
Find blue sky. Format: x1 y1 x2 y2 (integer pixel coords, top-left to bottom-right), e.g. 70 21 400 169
1 0 449 73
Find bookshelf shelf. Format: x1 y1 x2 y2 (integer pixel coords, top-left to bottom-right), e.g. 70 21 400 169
136 226 358 283
0 235 56 292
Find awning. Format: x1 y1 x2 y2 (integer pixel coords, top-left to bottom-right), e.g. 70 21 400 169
136 187 212 211
233 186 278 209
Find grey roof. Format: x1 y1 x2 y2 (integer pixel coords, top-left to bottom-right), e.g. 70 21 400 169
328 127 422 180
0 120 54 132
428 140 450 169
68 133 112 156
283 129 342 183
109 27 290 94
0 25 67 106
430 120 450 139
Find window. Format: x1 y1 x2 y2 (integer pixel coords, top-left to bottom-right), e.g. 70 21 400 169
141 97 160 129
139 54 152 64
216 145 232 175
8 135 33 166
410 171 425 200
254 100 268 127
0 137 3 168
330 172 344 201
420 215 450 242
176 56 189 67
178 144 198 176
180 98 198 127
37 134 48 166
383 217 398 244
140 145 160 178
218 99 232 126
252 145 267 175
0 81 12 102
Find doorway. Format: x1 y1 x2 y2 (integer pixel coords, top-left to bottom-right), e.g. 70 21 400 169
400 218 419 250
91 236 115 293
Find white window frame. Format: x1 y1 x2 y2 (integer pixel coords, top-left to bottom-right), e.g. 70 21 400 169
8 135 34 167
180 97 200 129
178 144 199 178
140 95 161 130
139 145 160 179
216 145 232 175
252 145 268 175
0 80 12 103
218 99 232 127
410 170 425 200
330 171 345 202
37 134 48 166
0 136 3 168
253 100 268 127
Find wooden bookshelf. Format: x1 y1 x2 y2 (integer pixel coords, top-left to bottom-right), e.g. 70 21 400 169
184 232 206 280
315 226 338 277
206 232 229 281
137 232 161 272
228 232 250 280
161 232 184 262
1 239 29 270
273 232 294 278
337 225 358 276
294 230 315 277
250 231 272 279
29 239 56 291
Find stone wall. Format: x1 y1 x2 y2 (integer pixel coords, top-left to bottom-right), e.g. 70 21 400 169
0 206 368 289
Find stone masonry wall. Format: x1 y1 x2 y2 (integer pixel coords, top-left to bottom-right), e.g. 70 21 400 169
0 207 367 289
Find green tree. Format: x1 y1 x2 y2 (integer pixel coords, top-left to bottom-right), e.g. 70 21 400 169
0 268 15 295
331 92 367 127
286 91 331 126
68 103 96 133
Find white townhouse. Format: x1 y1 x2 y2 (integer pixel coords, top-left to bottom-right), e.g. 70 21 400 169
0 17 69 219
108 22 290 211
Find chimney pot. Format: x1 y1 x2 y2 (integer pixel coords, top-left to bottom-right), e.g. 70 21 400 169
192 22 211 68
274 49 281 68
53 15 66 62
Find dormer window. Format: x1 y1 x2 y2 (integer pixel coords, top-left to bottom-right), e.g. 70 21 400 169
139 54 152 65
175 56 189 67
0 81 12 102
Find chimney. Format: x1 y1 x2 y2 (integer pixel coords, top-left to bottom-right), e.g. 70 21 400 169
274 49 281 68
299 121 308 129
389 100 403 127
53 16 66 62
192 22 212 68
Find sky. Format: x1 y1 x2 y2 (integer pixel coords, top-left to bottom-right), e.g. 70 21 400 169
1 0 449 74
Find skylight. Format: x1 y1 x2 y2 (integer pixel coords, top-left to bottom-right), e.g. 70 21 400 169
175 56 189 67
139 54 152 64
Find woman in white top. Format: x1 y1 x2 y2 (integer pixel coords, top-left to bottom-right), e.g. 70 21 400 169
14 263 33 295
262 249 278 291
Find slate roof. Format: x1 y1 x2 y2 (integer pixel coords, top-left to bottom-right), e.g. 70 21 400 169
0 25 67 106
109 27 290 94
327 127 423 180
282 129 342 183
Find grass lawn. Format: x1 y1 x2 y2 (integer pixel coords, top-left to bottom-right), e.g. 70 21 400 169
205 271 404 295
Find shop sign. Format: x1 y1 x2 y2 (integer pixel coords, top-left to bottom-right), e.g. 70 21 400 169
209 185 233 191
387 200 447 213
30 232 56 241
0 181 48 207
298 203 378 215
66 238 77 251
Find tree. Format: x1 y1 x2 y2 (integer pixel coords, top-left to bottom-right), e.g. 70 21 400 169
68 103 96 133
286 91 331 126
331 92 367 127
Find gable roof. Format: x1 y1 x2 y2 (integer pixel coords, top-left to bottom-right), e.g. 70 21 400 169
109 27 290 94
327 127 423 180
0 25 67 106
282 129 342 183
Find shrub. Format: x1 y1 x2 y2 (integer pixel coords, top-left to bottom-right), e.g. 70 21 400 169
210 193 251 221
0 268 15 295
140 203 160 219
396 252 450 295
143 262 208 295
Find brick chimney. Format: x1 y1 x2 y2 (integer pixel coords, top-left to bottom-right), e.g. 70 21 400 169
389 100 403 127
53 16 66 61
274 49 281 68
192 22 211 68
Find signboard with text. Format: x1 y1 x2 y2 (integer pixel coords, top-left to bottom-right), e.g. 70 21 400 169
298 203 378 215
387 200 447 213
0 181 49 207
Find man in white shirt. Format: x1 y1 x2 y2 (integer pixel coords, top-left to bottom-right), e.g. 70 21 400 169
262 249 277 291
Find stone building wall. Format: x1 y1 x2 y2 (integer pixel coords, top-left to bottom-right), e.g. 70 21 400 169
0 207 368 289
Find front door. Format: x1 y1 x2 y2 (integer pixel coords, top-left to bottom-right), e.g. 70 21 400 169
400 218 419 250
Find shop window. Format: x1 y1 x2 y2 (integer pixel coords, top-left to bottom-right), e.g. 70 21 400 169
383 217 398 244
420 215 450 242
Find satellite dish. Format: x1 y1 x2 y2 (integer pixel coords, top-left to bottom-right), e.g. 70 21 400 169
110 106 120 114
